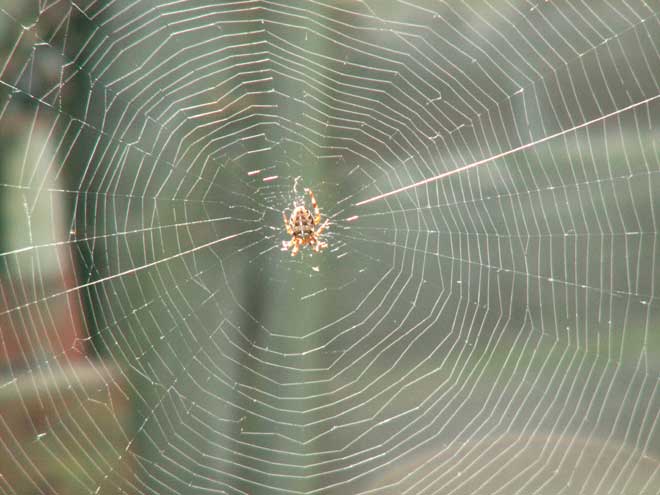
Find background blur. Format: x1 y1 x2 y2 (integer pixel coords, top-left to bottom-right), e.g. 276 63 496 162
0 1 658 494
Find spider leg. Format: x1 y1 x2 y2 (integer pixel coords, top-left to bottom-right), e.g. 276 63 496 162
312 239 327 252
291 240 300 257
315 219 330 236
282 238 294 251
305 188 322 224
283 211 293 235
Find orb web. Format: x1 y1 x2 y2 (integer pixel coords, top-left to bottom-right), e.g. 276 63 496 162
0 1 658 494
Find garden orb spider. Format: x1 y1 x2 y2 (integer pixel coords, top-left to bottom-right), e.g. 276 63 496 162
282 188 329 256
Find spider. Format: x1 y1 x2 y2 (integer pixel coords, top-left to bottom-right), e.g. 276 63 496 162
282 188 329 256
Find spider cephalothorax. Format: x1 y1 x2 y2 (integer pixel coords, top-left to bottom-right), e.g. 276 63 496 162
282 188 329 256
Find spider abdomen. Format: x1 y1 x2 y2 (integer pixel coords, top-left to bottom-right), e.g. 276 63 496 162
291 207 315 238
